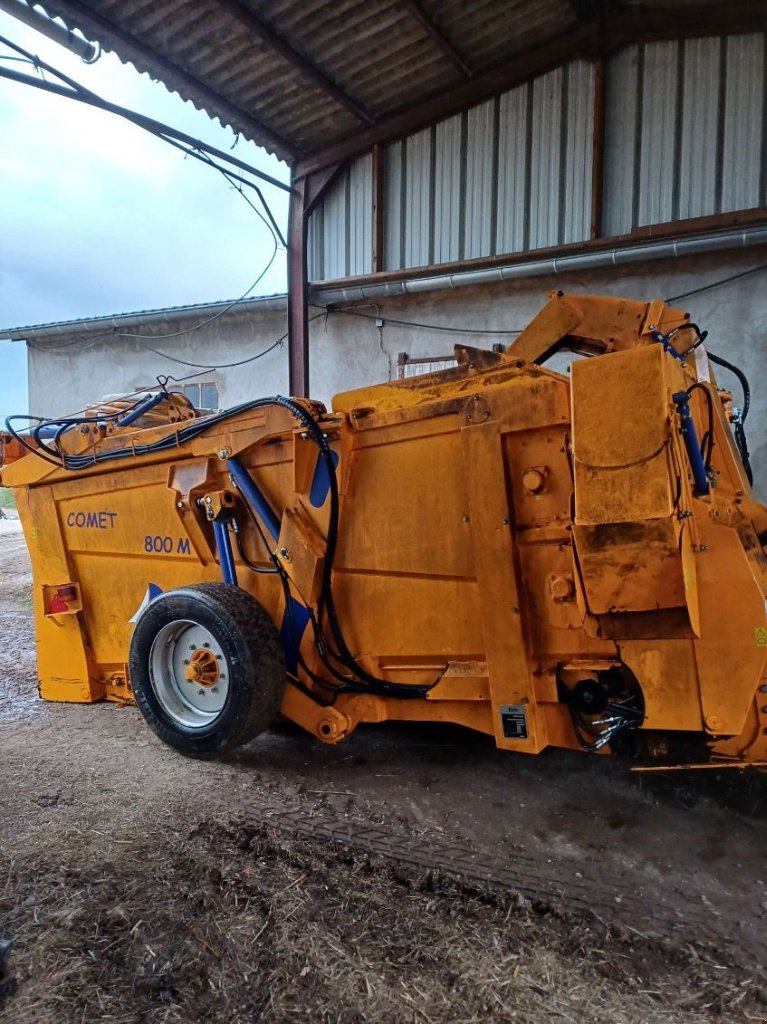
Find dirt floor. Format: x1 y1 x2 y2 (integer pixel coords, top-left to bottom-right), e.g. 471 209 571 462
1 523 766 1023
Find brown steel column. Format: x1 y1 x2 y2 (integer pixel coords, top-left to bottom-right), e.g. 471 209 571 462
287 163 346 397
287 175 309 396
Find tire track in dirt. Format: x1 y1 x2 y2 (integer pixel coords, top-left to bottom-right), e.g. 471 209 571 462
260 806 762 970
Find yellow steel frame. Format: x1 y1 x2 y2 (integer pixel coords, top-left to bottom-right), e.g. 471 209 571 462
3 293 767 767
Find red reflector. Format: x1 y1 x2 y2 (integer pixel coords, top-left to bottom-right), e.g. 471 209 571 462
49 594 69 613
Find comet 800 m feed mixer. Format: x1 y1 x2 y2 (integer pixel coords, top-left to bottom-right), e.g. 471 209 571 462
2 292 767 770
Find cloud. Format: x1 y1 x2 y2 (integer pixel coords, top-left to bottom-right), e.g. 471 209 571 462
0 8 290 333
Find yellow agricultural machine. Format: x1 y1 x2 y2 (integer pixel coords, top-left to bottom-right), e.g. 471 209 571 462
2 292 766 769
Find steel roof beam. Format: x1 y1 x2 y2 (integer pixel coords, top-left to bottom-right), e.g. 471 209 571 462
36 0 299 160
295 0 767 176
215 0 374 125
401 0 473 79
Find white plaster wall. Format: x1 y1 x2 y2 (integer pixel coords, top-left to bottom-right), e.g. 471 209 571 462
28 245 767 494
27 305 289 418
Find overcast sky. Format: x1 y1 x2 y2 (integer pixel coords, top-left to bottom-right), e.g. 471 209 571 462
0 9 290 422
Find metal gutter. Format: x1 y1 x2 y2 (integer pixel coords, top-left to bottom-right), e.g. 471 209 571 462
312 224 767 305
0 294 289 342
6 224 767 344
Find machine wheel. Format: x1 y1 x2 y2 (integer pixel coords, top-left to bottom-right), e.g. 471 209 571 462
129 583 285 759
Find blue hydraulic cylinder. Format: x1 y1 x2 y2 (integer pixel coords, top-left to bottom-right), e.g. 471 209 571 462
672 391 709 496
212 518 238 586
227 456 281 542
116 392 166 426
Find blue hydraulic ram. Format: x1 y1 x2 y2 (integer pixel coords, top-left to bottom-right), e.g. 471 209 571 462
672 391 709 496
212 519 238 586
116 392 167 427
227 456 282 542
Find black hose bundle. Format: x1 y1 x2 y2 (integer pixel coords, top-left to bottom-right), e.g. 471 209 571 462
6 395 432 700
707 351 753 485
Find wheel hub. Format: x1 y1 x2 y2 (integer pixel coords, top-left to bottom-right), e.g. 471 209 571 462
148 619 229 728
184 647 220 687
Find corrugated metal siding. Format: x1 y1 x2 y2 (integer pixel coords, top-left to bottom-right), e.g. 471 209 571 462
310 34 767 282
562 61 595 243
496 84 529 254
348 153 373 276
433 115 463 264
602 47 639 238
384 58 593 271
721 34 765 213
307 157 373 280
677 36 721 220
638 41 678 226
383 142 404 274
464 100 497 259
603 33 767 235
529 67 564 250
321 167 347 280
404 129 433 268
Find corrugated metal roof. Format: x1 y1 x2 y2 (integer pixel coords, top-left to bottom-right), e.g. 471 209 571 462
26 1 766 169
0 292 289 340
35 0 581 162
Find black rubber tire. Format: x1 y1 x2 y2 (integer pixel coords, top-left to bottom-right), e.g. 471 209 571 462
129 583 285 759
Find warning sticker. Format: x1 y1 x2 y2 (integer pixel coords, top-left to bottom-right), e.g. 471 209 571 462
755 627 767 648
500 704 528 740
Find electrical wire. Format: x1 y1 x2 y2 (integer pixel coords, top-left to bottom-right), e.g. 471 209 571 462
114 241 278 342
665 262 767 305
0 34 291 194
142 313 327 370
0 34 288 347
324 307 524 335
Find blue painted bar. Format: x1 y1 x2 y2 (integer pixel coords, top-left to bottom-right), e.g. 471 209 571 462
227 456 281 542
309 449 339 508
213 518 238 585
116 392 166 426
672 391 709 496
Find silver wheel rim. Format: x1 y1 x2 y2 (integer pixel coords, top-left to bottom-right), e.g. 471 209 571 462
148 619 230 729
